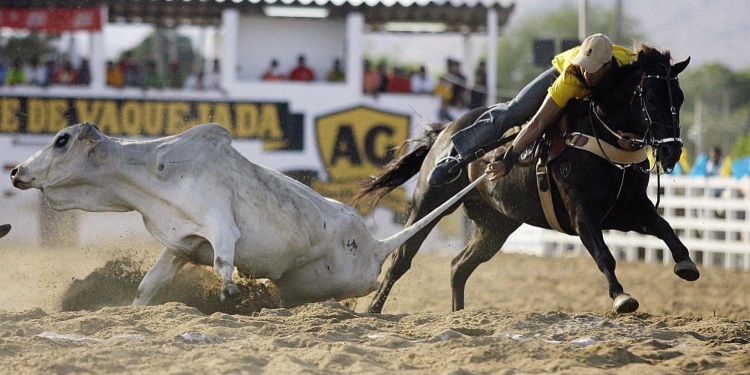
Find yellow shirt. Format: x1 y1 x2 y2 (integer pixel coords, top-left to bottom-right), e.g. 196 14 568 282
548 45 637 108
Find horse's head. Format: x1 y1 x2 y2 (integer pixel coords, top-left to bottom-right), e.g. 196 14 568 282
635 45 689 172
588 45 689 173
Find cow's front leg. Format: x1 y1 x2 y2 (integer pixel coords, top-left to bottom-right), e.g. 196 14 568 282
209 226 241 302
133 248 187 305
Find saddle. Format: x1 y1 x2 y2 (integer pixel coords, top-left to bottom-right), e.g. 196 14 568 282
491 115 649 233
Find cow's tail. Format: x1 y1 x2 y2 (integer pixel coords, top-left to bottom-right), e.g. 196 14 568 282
352 124 445 210
375 173 487 259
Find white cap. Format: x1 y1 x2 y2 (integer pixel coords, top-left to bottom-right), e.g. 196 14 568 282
572 33 614 72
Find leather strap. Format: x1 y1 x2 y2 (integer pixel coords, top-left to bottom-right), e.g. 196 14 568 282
536 157 564 233
566 132 648 165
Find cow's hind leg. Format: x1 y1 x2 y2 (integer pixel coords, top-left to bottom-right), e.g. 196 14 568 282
133 248 187 305
451 201 520 311
368 186 465 314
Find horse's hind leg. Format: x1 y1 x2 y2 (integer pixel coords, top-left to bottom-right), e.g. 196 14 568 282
451 200 520 311
367 189 464 314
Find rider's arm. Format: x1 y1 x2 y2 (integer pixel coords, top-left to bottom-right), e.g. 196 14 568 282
510 94 562 153
486 94 562 179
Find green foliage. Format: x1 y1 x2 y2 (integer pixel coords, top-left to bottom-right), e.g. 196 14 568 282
496 4 643 100
496 5 750 160
679 63 750 157
0 33 57 63
124 28 198 87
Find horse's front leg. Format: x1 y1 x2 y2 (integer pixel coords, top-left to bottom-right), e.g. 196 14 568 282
618 201 700 281
574 212 639 314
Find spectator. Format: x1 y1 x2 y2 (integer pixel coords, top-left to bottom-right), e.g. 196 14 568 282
43 59 56 87
0 60 8 85
53 60 77 85
76 59 91 85
288 55 315 81
24 57 46 86
145 61 166 88
385 66 411 93
326 58 345 82
707 146 725 177
6 59 26 86
469 70 488 109
446 58 467 107
106 60 124 88
433 76 453 106
377 62 389 93
118 51 134 77
261 58 284 81
185 69 207 90
124 63 145 88
167 60 182 88
410 65 435 94
362 59 381 95
205 58 221 89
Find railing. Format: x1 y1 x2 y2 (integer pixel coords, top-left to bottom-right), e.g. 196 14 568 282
541 176 750 270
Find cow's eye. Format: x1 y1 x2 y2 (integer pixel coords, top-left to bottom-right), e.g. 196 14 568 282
54 134 70 148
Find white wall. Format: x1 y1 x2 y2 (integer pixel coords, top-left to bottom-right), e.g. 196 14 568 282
236 16 346 81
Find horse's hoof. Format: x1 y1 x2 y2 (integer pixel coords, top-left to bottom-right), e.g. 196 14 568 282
220 283 241 303
613 293 639 314
674 260 700 281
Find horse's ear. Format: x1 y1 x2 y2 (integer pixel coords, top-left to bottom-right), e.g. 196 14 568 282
673 57 690 75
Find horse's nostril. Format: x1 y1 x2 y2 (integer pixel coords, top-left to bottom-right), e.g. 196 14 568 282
10 168 18 177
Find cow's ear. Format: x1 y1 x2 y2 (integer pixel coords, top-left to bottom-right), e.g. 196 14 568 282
77 122 104 145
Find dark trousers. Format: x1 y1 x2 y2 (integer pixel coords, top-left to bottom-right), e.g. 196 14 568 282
451 68 560 158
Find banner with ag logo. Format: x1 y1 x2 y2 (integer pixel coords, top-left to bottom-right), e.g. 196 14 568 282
314 106 410 217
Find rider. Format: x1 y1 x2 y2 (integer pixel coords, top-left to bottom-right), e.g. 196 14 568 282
428 33 638 186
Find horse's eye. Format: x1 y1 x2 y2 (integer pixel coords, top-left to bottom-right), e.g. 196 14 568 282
54 134 70 148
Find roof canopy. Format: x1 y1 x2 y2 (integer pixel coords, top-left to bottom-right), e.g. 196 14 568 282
1 0 515 33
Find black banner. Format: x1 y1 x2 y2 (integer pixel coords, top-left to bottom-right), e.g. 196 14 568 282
0 97 304 151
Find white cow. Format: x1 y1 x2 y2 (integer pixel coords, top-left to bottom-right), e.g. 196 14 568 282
11 123 477 307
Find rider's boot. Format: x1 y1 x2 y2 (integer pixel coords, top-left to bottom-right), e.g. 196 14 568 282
428 113 500 187
428 153 463 186
428 142 489 187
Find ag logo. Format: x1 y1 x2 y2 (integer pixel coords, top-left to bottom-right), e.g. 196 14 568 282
316 106 409 181
314 106 410 216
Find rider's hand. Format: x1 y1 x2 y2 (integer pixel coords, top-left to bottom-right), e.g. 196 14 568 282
485 160 509 181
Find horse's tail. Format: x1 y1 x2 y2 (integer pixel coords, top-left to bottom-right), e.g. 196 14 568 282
352 123 446 210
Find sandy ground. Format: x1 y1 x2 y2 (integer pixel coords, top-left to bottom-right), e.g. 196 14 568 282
1 243 749 374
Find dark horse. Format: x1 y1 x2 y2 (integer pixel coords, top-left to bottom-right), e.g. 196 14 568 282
355 45 698 314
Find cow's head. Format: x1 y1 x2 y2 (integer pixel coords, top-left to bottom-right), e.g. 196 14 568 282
10 123 127 212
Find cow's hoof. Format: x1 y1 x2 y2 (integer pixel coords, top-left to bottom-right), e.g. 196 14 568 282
613 293 639 314
674 260 700 281
220 283 241 303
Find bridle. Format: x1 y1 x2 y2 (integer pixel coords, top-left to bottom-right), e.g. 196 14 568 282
589 62 683 174
632 62 683 172
589 62 683 211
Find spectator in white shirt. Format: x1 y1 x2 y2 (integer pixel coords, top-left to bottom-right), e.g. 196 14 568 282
24 57 47 86
411 65 435 94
